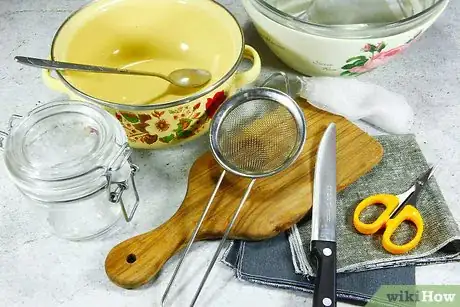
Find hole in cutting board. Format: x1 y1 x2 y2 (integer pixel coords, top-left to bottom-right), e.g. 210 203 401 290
126 253 137 264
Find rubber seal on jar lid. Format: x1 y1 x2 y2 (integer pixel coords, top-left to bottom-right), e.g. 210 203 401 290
3 100 128 186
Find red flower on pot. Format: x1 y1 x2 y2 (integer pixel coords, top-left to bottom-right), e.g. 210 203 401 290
155 119 170 132
205 91 226 118
140 134 158 144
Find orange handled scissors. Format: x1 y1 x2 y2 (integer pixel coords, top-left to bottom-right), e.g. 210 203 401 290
353 166 437 255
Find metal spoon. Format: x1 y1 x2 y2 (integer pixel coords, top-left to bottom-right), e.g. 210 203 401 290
14 56 212 88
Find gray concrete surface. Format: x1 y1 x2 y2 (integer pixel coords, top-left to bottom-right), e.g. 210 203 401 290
1 0 459 306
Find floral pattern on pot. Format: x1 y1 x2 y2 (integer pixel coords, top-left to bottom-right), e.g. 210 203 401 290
341 31 423 76
114 91 227 146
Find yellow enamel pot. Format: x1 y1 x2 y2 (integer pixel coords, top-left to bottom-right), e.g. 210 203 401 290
43 0 261 149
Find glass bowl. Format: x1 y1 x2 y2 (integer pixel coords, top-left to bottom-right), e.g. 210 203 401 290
243 0 449 76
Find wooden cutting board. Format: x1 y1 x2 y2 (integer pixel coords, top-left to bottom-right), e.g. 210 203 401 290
105 101 384 289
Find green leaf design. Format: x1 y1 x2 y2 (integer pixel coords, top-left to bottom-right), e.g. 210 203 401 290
341 71 352 76
377 42 386 52
174 125 183 133
341 63 357 70
159 134 175 143
351 59 368 67
342 57 369 70
121 112 139 123
177 130 193 138
346 56 367 63
173 119 193 133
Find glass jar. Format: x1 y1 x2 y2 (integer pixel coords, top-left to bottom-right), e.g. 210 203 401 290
0 100 140 240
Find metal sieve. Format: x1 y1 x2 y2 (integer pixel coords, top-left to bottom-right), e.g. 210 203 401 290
161 72 306 307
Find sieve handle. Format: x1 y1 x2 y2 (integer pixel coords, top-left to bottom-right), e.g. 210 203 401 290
161 170 226 306
105 168 228 290
190 178 257 306
260 71 292 97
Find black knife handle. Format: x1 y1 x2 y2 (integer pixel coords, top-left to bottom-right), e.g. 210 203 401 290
310 240 337 307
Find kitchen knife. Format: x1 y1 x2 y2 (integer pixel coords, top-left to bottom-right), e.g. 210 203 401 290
310 123 337 307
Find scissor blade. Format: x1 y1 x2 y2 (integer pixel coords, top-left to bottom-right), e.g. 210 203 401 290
311 123 337 242
427 164 438 179
395 165 437 215
416 165 437 186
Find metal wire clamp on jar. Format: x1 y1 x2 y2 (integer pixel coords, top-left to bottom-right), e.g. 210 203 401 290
0 100 140 240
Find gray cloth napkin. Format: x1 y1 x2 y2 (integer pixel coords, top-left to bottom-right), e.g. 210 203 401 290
289 134 460 276
223 233 415 307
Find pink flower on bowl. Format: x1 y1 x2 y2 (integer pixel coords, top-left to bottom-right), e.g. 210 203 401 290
350 44 408 73
362 44 372 52
349 65 371 74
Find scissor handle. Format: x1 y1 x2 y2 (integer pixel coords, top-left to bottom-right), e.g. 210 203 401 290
382 204 424 254
353 194 400 235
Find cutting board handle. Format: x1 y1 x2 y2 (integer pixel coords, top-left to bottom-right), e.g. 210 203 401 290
105 213 190 289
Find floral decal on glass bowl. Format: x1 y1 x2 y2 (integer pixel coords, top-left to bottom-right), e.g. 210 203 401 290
341 31 423 76
114 90 227 146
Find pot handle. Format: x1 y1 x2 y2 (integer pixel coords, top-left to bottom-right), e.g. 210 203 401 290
41 67 69 94
233 45 261 89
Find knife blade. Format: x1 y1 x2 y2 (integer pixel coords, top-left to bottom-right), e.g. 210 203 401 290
310 123 337 307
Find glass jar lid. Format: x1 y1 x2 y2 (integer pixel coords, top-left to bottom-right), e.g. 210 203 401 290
260 0 441 25
2 100 131 202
